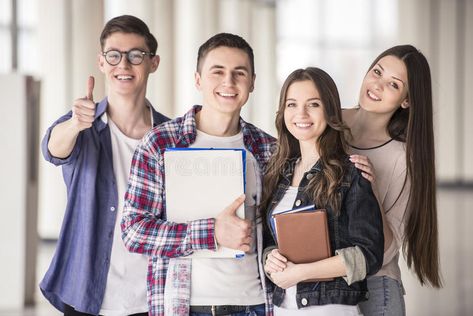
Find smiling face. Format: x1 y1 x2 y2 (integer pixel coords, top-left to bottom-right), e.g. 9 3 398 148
359 55 409 115
284 80 327 144
194 46 255 116
99 32 159 97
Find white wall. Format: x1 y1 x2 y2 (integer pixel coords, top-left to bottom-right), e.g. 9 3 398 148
399 0 473 183
0 74 39 308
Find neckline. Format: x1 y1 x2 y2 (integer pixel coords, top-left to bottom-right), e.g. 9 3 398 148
108 118 142 142
350 137 394 150
196 129 243 142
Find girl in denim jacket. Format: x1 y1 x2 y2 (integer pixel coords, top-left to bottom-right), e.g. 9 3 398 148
262 67 384 315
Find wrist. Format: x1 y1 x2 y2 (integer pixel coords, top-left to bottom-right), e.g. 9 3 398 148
297 263 310 282
211 218 218 249
67 118 83 134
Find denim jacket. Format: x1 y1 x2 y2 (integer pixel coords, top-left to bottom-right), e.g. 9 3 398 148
264 157 384 308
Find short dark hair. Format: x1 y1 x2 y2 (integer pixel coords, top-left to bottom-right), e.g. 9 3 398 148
196 33 255 75
100 15 158 54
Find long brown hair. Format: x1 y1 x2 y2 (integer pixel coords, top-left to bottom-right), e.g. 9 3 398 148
367 45 442 287
261 68 349 217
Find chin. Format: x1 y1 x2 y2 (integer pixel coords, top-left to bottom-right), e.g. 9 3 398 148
217 105 243 114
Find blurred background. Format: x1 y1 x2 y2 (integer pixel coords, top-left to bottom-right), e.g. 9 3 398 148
0 0 472 315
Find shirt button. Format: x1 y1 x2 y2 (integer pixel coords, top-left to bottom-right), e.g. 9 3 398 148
306 173 314 180
295 199 302 207
110 206 116 212
301 298 308 306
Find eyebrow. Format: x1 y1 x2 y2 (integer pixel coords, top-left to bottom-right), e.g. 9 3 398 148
104 47 147 52
285 97 321 102
209 65 250 72
377 63 406 86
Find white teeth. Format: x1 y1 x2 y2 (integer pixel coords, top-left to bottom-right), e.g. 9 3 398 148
367 90 380 101
295 123 312 128
218 92 237 97
116 75 133 80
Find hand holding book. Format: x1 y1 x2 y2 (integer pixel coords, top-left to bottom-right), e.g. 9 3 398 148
215 194 252 252
270 205 333 282
273 208 331 264
265 252 301 289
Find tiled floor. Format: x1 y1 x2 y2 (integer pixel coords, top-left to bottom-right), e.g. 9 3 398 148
1 188 472 315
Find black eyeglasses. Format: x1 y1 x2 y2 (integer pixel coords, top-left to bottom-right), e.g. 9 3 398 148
102 49 155 66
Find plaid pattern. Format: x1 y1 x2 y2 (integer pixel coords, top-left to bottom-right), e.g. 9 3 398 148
122 105 276 315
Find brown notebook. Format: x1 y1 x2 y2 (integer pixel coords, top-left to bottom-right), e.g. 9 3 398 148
274 209 332 281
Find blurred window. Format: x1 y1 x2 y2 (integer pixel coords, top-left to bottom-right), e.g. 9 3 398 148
0 0 38 74
0 0 12 73
276 0 398 107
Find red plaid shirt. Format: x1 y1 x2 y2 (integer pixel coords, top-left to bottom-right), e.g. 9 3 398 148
122 105 276 315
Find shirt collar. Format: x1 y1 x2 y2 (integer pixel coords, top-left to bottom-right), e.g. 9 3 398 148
96 97 156 130
176 105 263 155
281 157 322 182
174 105 200 147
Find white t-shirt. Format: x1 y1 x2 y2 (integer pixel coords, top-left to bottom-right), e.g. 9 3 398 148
99 114 149 315
189 129 265 306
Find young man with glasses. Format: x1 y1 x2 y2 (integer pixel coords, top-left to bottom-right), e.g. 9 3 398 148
122 33 275 316
39 15 169 316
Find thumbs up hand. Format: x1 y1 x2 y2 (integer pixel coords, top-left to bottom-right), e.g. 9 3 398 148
71 76 97 132
215 194 252 252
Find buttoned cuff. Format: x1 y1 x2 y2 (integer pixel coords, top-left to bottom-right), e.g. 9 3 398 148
188 218 217 251
336 246 367 285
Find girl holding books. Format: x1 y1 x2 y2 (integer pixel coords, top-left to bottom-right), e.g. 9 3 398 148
262 67 384 315
343 45 442 316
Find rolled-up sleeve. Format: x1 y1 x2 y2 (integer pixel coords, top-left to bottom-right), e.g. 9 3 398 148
336 246 367 285
41 111 82 166
344 169 384 275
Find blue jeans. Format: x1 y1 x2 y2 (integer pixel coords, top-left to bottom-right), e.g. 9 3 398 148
190 304 266 316
359 276 406 316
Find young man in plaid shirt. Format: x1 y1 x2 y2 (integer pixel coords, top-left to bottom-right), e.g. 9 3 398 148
122 33 276 315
